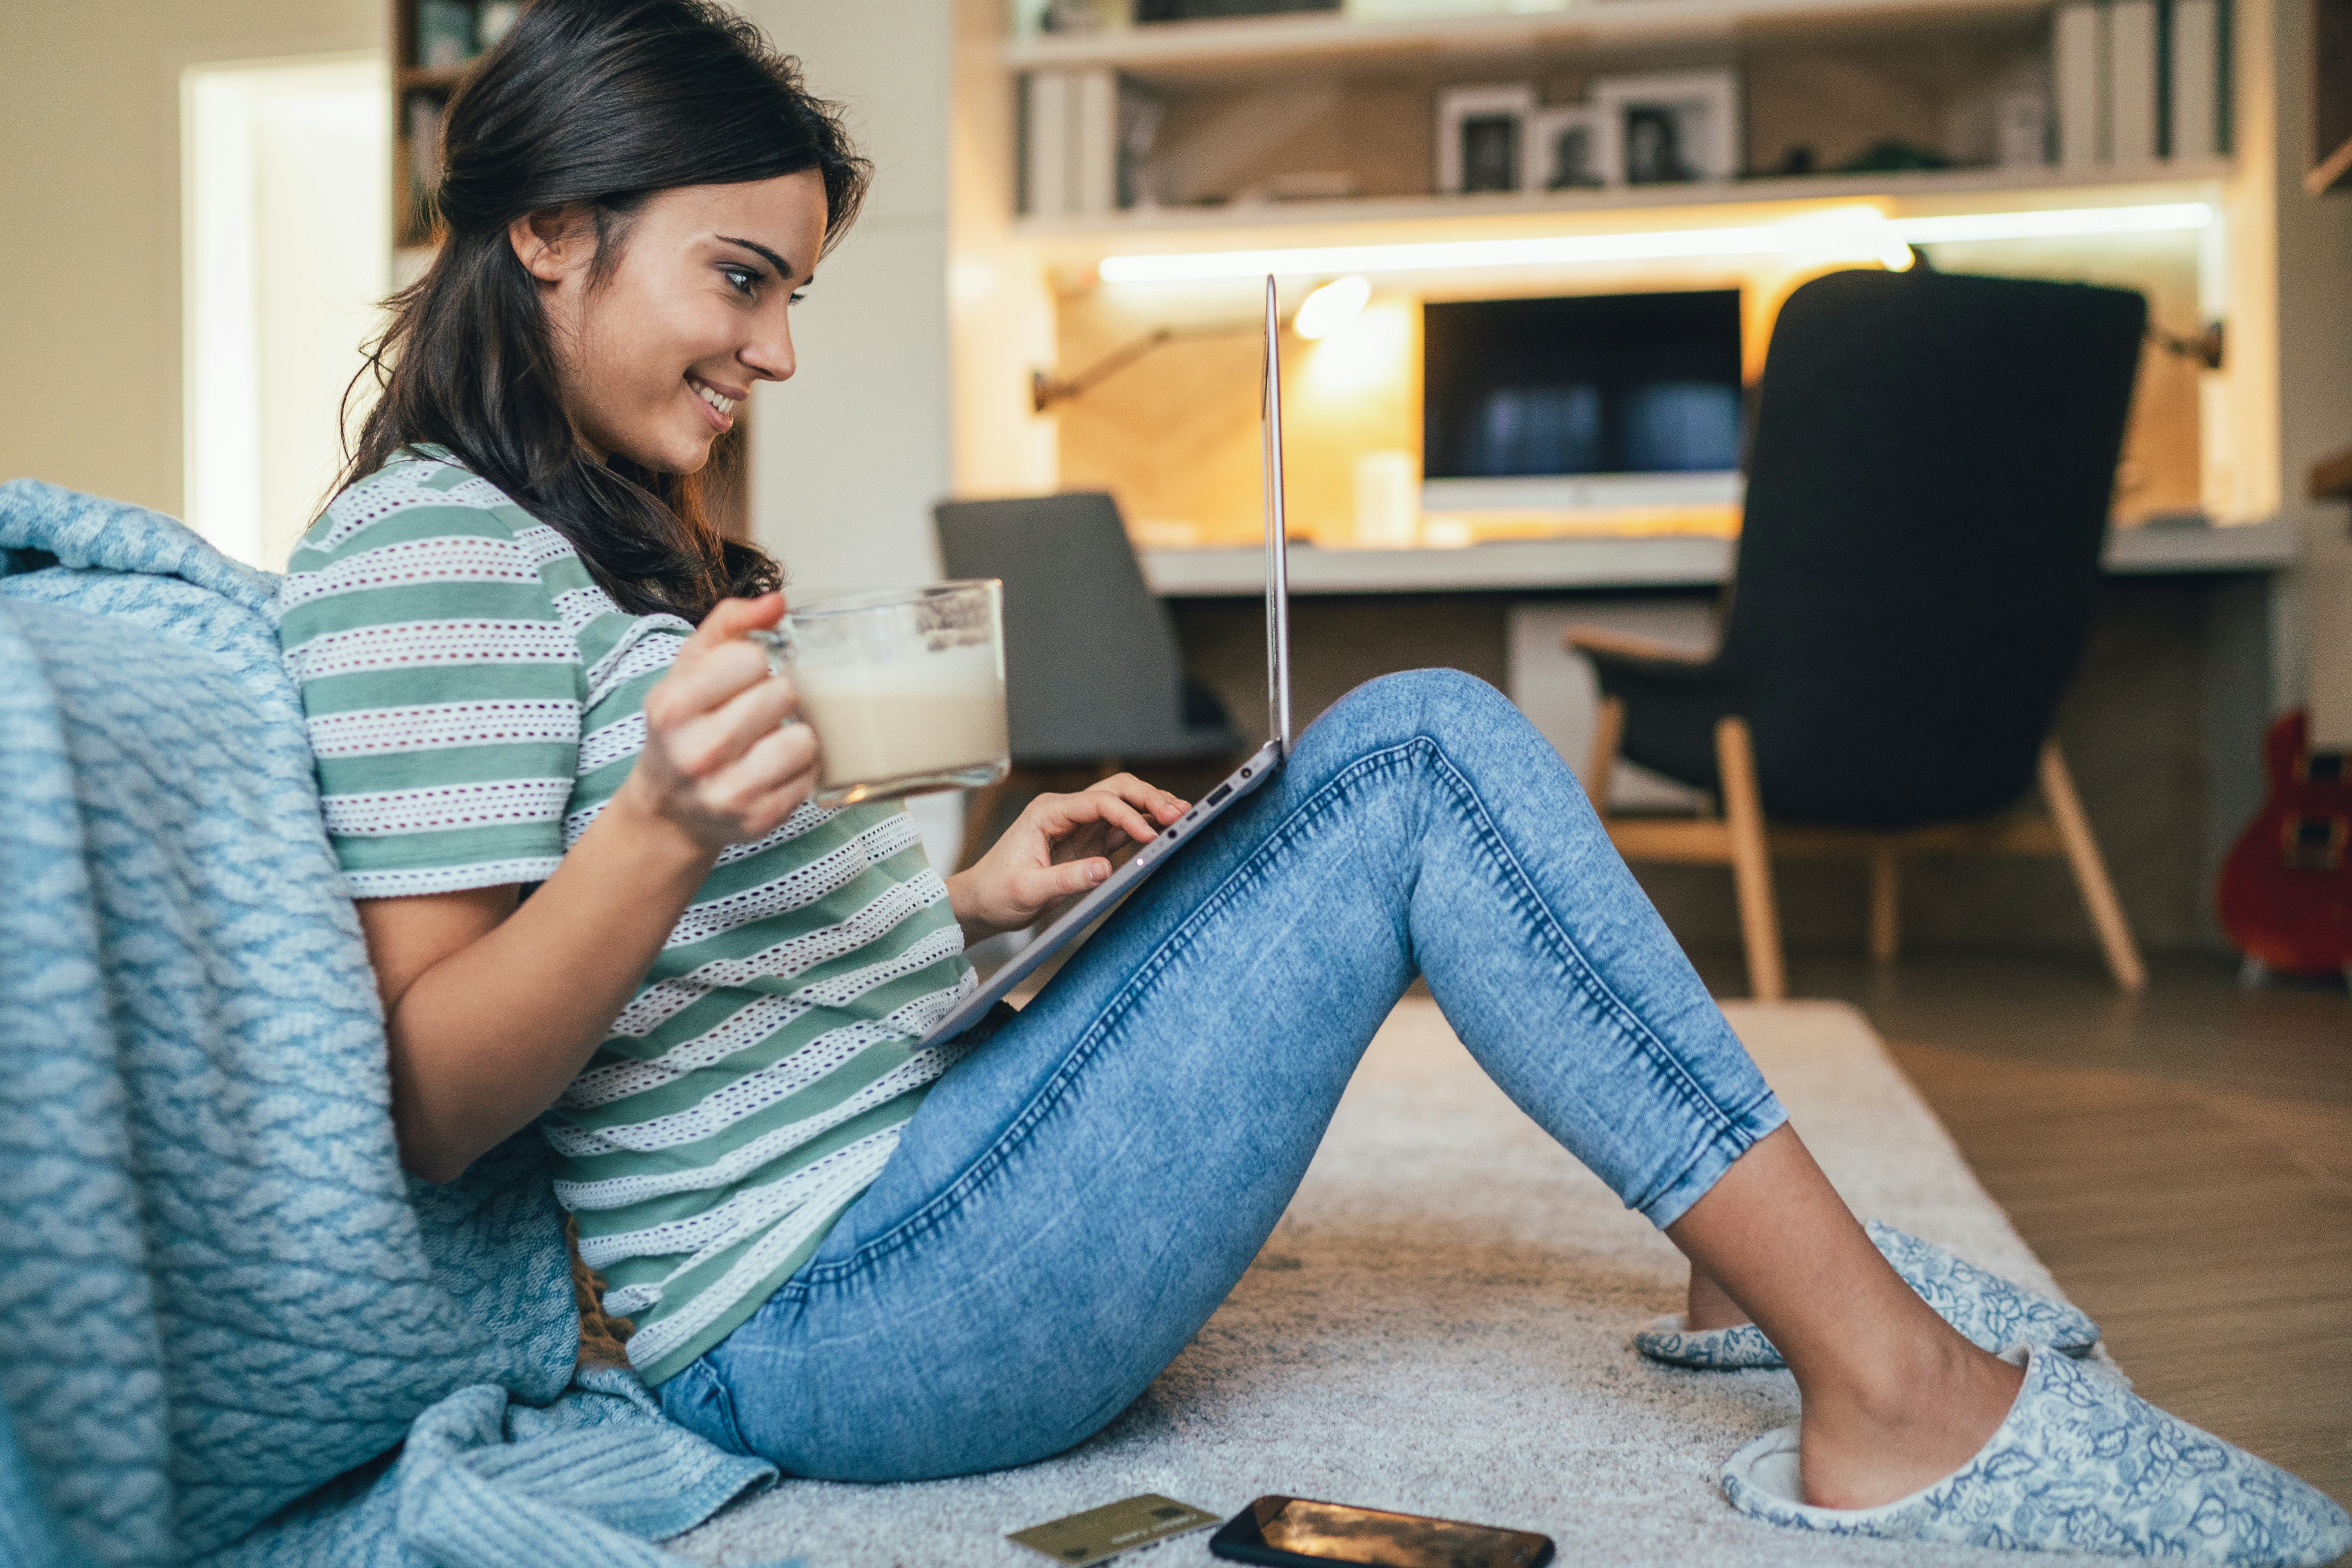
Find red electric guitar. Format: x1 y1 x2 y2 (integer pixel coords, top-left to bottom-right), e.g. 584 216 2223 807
2217 710 2352 980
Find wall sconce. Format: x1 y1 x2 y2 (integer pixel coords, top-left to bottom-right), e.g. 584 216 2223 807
1292 276 1371 339
1031 279 1379 412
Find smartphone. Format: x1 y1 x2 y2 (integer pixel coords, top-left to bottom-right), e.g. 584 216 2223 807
1209 1495 1554 1568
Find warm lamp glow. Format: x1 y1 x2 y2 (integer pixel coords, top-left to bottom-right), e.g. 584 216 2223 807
1303 299 1410 393
1294 275 1372 339
1879 239 1918 271
1093 203 2214 284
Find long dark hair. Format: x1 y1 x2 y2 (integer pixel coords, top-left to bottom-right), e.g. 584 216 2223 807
341 0 869 618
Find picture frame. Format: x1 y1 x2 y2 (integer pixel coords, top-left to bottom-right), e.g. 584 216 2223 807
1435 83 1537 194
1590 69 1742 185
1526 104 1616 192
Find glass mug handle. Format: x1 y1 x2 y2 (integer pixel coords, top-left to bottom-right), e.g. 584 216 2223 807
744 628 810 735
745 625 795 682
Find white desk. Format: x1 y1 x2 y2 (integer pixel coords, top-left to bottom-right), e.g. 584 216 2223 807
1140 517 2301 597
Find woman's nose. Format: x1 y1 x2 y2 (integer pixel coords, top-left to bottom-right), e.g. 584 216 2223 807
742 318 795 384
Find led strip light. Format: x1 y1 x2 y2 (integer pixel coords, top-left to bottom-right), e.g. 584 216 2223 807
1093 203 2214 283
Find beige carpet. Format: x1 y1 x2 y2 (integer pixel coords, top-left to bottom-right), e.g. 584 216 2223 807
673 999 2106 1568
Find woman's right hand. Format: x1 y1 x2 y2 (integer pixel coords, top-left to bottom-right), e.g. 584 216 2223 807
617 592 821 852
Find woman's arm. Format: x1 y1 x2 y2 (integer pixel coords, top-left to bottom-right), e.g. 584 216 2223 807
361 595 818 1183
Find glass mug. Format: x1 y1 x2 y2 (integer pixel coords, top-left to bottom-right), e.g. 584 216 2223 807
747 579 1010 808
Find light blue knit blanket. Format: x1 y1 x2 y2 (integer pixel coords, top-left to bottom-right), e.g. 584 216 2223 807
0 481 785 1568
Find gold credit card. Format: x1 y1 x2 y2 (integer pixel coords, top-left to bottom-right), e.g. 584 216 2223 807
1007 1494 1222 1567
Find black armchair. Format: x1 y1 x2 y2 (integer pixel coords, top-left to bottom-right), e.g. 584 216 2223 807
1574 267 2151 998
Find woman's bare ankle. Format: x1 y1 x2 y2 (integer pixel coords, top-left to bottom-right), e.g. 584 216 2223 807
1796 1334 2023 1510
1684 1265 1750 1331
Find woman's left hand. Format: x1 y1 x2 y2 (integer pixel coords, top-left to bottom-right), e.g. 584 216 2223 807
946 774 1188 942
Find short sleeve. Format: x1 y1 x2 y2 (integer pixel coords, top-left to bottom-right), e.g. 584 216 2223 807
277 459 584 899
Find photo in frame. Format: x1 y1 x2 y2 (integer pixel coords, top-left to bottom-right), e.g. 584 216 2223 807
1590 69 1742 185
1526 104 1616 191
1435 82 1537 193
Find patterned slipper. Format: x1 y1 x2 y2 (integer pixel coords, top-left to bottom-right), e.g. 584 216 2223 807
1721 1343 2352 1566
1635 1221 2102 1370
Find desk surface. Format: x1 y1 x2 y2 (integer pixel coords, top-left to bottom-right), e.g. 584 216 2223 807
1141 517 2302 597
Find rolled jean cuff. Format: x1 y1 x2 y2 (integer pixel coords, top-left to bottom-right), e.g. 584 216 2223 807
1636 1088 1789 1230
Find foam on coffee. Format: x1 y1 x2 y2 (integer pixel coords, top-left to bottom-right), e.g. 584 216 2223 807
794 640 1007 791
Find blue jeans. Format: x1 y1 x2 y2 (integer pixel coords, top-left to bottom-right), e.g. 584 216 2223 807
659 670 1785 1480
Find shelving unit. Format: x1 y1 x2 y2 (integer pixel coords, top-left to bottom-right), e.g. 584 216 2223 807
1006 0 2053 74
957 0 2261 550
389 1 512 249
1011 157 2230 243
392 0 453 248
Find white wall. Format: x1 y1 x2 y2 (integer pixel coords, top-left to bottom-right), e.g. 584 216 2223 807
0 0 380 513
183 56 390 570
737 0 955 601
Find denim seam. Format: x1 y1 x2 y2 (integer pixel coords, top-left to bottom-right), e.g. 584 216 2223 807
1632 1084 1789 1227
785 728 1747 1288
1410 737 1749 1149
680 1355 753 1455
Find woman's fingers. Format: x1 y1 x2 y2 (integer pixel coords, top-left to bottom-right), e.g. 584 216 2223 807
647 637 776 730
1008 858 1110 910
681 592 784 658
665 670 803 779
1043 788 1158 847
701 716 819 813
647 595 790 731
1083 772 1189 825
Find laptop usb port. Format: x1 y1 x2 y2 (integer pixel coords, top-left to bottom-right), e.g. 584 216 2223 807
1205 782 1234 807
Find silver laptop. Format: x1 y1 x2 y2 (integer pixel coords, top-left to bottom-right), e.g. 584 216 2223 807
923 274 1294 1045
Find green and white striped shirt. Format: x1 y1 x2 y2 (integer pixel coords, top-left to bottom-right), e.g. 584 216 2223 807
278 449 974 1383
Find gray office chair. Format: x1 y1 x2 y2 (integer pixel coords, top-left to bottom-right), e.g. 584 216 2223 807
934 492 1243 864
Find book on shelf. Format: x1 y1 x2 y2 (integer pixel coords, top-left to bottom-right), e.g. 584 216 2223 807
1021 67 1120 218
2055 0 2227 169
2165 0 2225 157
2110 0 2158 163
416 0 477 71
2055 2 2105 167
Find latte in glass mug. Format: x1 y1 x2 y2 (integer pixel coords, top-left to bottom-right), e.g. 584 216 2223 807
750 579 1009 807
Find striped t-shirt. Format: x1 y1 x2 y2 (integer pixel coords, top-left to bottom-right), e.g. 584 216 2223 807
277 448 975 1383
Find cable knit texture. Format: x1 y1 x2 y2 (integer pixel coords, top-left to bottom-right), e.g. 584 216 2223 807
0 481 779 1567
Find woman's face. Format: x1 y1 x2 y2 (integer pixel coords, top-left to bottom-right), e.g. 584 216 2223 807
512 169 828 474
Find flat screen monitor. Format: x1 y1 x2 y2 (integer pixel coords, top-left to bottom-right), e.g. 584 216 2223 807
1421 289 1744 512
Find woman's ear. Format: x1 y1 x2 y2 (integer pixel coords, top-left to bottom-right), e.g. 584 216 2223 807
509 207 589 284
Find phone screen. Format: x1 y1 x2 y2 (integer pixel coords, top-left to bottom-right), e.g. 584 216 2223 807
1239 1497 1549 1568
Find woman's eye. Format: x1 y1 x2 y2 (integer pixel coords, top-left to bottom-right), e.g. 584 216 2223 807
789 289 808 305
722 266 758 296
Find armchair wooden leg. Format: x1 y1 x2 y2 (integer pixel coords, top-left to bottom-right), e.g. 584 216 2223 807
2037 740 2147 993
1868 844 1901 965
1587 697 1625 824
1715 717 1787 1002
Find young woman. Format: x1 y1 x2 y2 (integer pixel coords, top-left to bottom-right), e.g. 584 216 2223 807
278 2 2348 1561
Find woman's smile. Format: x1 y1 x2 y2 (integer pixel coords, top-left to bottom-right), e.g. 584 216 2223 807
688 373 741 433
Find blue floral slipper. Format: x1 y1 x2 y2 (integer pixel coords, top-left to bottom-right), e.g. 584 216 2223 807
1720 1343 2352 1566
1635 1220 2102 1370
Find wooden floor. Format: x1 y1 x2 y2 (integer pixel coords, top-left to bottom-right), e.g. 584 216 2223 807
1684 946 2352 1510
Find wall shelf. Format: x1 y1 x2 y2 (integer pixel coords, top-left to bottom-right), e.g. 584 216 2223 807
1006 0 2053 78
1012 158 2229 247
